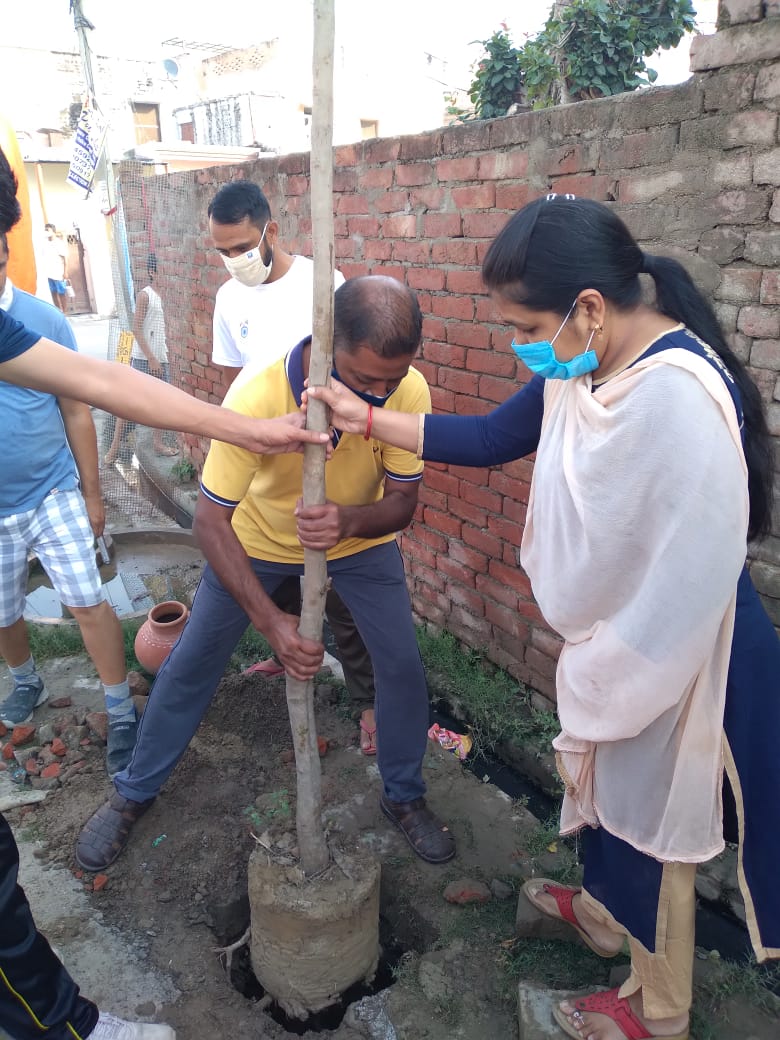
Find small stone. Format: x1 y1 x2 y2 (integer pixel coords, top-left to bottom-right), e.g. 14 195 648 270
156 890 174 903
128 671 150 698
490 878 515 900
59 725 89 749
14 746 40 767
85 712 108 743
73 869 84 879
93 873 109 892
443 878 492 905
39 747 58 767
40 763 61 779
24 758 40 776
79 738 91 747
11 725 36 747
53 714 79 736
30 776 59 790
61 761 87 783
1 743 14 761
36 723 56 745
49 696 73 709
51 738 67 757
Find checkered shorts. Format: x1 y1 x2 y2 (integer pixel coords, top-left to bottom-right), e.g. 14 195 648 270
0 489 103 625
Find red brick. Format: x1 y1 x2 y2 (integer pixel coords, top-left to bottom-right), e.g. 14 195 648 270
449 584 486 616
51 738 67 757
449 465 491 485
347 217 381 237
382 215 417 238
488 559 533 597
431 295 475 321
438 368 480 396
436 555 475 587
395 163 433 187
448 607 492 642
436 157 479 181
423 213 463 238
423 468 460 496
364 239 393 260
364 139 401 163
447 322 490 349
452 184 497 210
333 169 357 193
423 341 465 367
487 514 523 546
358 169 392 193
478 373 516 403
392 241 432 264
449 541 489 573
461 484 502 513
486 599 526 637
92 873 109 892
430 386 456 412
431 240 478 265
409 187 446 210
531 626 564 658
475 573 519 610
466 349 517 378
0 722 6 738
462 526 504 558
40 763 61 779
463 212 512 238
448 498 488 528
423 507 462 538
478 151 529 180
524 647 558 681
11 725 35 747
334 144 359 166
495 183 534 211
336 194 369 215
445 270 485 296
408 525 448 554
738 305 780 338
375 191 409 213
761 271 780 304
2 743 14 761
549 174 615 201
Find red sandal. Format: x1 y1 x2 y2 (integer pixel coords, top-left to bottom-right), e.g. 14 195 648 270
243 657 285 678
552 987 688 1040
359 709 377 756
522 878 622 958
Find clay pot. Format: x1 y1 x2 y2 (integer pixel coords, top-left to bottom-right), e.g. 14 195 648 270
134 600 190 675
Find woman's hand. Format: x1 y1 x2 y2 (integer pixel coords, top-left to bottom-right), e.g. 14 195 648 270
304 378 370 435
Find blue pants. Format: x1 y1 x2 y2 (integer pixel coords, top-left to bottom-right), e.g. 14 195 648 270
116 542 430 804
0 813 98 1039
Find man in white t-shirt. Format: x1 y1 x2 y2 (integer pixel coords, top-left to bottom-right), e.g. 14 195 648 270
209 181 345 388
207 182 376 751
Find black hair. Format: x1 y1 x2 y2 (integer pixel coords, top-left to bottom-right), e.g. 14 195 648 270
483 195 774 541
44 222 56 232
147 251 158 277
0 230 7 253
334 276 422 358
207 181 271 228
0 148 21 236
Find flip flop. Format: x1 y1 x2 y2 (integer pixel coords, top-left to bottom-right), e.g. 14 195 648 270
243 658 285 678
552 987 689 1040
522 878 621 958
359 710 377 756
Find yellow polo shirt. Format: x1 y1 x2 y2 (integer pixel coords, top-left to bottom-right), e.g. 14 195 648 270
200 341 431 563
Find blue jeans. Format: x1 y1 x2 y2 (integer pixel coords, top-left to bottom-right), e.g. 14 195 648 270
116 542 430 804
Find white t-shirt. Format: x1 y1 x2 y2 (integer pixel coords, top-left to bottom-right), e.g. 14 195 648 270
132 285 168 362
212 255 345 379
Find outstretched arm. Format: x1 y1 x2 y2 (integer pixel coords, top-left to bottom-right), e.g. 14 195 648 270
1 337 329 455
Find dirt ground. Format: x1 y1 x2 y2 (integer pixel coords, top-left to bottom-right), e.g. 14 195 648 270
4 651 779 1040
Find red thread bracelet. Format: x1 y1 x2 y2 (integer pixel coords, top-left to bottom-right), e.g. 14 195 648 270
363 404 373 440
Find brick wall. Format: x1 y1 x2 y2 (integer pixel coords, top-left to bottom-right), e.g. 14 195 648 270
121 1 780 708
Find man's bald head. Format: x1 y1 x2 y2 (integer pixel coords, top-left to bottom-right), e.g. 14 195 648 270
0 148 21 236
334 275 422 359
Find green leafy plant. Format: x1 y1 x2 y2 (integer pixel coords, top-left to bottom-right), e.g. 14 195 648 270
171 458 196 483
467 1 697 114
467 26 522 119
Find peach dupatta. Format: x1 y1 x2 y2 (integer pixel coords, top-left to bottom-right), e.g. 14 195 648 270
521 344 749 863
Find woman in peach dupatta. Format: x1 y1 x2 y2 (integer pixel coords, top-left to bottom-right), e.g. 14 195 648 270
309 196 779 1040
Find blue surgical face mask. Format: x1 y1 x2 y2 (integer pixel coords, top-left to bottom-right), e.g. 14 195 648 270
510 301 599 380
331 365 399 407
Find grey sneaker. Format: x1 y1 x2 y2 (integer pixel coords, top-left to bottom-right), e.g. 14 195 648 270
90 1012 175 1039
0 676 47 725
106 717 138 779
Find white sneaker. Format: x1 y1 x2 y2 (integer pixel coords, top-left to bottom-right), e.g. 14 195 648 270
90 1012 175 1039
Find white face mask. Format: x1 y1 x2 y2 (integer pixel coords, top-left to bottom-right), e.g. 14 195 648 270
220 223 272 287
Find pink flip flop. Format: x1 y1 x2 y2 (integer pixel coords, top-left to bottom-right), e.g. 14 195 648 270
359 710 377 756
522 878 621 958
552 987 688 1040
243 658 285 678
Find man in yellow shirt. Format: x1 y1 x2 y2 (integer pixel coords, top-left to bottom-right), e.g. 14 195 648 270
76 276 455 870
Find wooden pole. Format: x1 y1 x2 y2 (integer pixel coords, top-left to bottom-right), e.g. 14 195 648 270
284 0 335 878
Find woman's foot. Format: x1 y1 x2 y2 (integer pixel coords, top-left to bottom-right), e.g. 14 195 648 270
556 988 688 1040
359 708 377 755
523 880 624 957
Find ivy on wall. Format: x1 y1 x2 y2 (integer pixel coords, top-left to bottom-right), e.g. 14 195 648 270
467 1 697 116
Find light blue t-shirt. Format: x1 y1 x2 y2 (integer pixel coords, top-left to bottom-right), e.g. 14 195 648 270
0 287 79 517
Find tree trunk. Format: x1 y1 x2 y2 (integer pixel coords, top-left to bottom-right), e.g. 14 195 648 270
284 0 335 879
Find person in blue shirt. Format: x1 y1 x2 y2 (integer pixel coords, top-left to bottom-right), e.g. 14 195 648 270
0 232 140 774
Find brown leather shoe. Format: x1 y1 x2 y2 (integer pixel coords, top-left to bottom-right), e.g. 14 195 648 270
380 794 455 864
75 792 155 872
